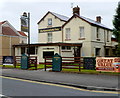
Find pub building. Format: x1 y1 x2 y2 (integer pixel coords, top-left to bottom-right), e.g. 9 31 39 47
13 6 118 63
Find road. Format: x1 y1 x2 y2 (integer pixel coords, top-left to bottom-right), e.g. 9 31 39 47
1 76 119 97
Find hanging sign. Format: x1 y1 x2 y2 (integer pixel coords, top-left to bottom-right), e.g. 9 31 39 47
21 15 28 32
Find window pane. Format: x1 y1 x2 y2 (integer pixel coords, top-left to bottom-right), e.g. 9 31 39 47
62 46 66 50
80 27 84 38
66 28 70 39
107 31 109 42
48 18 52 26
95 48 101 56
21 47 25 54
27 47 35 55
48 33 52 42
43 51 54 58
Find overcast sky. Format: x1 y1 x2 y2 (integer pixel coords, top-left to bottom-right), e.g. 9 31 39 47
0 0 119 43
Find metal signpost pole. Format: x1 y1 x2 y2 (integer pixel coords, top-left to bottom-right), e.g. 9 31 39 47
28 12 30 58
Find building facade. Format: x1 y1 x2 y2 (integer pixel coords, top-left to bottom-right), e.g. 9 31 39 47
0 21 27 57
14 6 117 63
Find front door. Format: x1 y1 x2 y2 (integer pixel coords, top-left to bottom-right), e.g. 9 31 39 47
74 46 80 62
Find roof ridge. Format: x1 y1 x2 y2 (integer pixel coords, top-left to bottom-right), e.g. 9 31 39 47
50 11 69 21
51 11 69 18
75 14 112 30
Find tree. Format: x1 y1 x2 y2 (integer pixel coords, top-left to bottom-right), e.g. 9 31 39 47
113 2 120 56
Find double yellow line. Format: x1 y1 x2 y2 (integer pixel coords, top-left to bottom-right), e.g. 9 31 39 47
0 76 119 95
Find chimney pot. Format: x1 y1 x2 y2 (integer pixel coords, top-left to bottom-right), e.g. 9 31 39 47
96 16 101 23
73 6 80 15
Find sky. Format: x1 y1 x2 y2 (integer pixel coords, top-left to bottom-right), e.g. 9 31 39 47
0 0 120 43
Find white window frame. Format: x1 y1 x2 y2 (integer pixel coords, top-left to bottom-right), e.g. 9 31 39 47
48 33 52 42
48 18 52 26
65 28 70 40
79 27 85 38
96 27 100 40
107 30 109 42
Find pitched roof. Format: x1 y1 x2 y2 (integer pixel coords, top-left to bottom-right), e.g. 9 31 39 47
18 31 27 37
62 13 112 31
2 27 19 36
0 21 6 25
38 11 112 30
37 11 69 24
80 15 112 30
51 12 69 21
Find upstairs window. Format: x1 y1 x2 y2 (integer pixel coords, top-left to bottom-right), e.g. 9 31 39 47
48 33 52 42
48 18 52 26
79 27 85 38
65 28 70 40
96 27 100 40
107 30 109 42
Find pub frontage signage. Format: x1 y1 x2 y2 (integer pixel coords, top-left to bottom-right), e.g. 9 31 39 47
96 57 120 72
39 27 61 33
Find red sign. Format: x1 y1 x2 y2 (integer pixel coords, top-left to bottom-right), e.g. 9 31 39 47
96 57 120 72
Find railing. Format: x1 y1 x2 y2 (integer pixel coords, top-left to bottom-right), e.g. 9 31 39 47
44 56 52 71
2 56 38 70
62 57 83 71
14 56 21 68
0 56 3 65
28 56 37 70
43 56 84 71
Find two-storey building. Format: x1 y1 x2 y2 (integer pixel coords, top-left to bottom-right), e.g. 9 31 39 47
14 6 117 63
0 20 27 57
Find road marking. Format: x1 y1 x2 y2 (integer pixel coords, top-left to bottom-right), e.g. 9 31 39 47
0 76 119 94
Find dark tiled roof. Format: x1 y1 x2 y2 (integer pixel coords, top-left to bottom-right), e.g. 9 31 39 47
2 27 19 36
18 31 27 37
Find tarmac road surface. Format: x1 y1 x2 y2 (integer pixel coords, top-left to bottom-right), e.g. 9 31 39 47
1 76 119 97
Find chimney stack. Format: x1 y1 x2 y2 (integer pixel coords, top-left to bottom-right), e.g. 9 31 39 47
96 16 101 23
73 6 80 15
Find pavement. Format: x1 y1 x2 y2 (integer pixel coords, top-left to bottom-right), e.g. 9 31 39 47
1 68 120 91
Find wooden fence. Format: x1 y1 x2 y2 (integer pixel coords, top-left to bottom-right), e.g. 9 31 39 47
1 56 37 69
44 56 84 71
14 56 21 68
44 57 52 71
0 56 3 65
62 57 83 71
28 56 37 70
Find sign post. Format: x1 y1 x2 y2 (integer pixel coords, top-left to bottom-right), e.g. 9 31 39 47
21 12 30 57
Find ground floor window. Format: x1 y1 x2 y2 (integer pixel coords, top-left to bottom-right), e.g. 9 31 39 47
62 46 71 50
21 47 25 54
95 48 101 56
105 48 110 56
43 51 54 58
